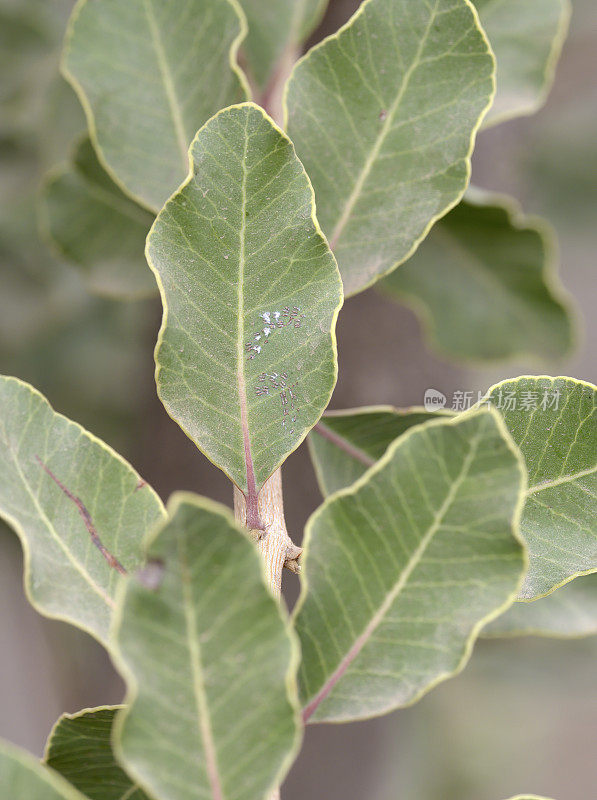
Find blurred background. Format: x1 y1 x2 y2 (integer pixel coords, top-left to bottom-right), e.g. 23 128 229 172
1 0 595 798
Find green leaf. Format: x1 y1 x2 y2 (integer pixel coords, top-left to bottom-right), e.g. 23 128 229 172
112 494 300 800
46 707 149 800
309 406 454 496
475 0 571 127
284 0 495 296
484 573 597 639
380 191 574 362
62 0 250 211
0 375 165 646
296 408 526 723
148 102 342 524
0 739 87 800
40 137 156 300
481 376 596 600
239 0 327 89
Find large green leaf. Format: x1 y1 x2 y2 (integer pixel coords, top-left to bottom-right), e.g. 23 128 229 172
238 0 327 89
309 406 454 496
296 409 526 723
62 0 250 211
112 494 300 800
40 137 156 299
0 739 87 800
380 192 573 362
484 573 597 639
46 707 149 800
0 375 165 645
475 0 570 127
481 376 596 599
148 102 342 525
284 0 495 296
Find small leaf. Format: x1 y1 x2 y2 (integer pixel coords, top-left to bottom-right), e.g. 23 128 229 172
296 409 526 723
62 0 250 211
309 406 454 496
112 494 300 800
149 102 342 523
46 707 149 800
0 739 87 800
475 0 571 127
40 137 156 300
380 192 574 362
285 0 495 295
481 376 596 599
238 0 327 89
484 573 597 639
0 375 165 646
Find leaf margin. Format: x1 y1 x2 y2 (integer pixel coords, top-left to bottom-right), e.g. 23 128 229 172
480 0 572 129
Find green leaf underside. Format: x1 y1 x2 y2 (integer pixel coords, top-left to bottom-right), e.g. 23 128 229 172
309 406 454 496
0 740 87 800
46 707 149 800
475 0 570 127
238 0 327 89
380 193 573 362
41 137 156 299
480 377 597 600
296 409 525 723
285 0 495 296
62 0 249 211
0 376 165 645
484 573 597 639
113 495 299 800
148 103 342 502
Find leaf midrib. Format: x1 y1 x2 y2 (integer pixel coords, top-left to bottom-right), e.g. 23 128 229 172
142 0 188 168
178 531 224 800
303 425 481 720
314 421 375 468
236 115 258 498
328 0 440 250
11 452 114 610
